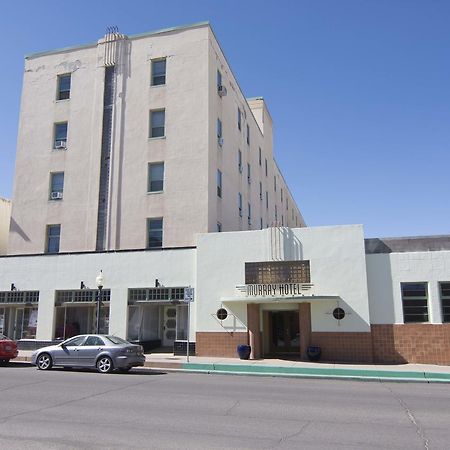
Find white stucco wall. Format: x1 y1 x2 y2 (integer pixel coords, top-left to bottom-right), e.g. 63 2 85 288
196 225 371 334
366 251 450 324
0 198 11 255
0 249 195 340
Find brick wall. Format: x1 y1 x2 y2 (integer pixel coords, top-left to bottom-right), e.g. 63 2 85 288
310 332 374 363
372 324 450 365
196 332 248 357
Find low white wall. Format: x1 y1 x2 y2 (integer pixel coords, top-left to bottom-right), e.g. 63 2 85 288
367 251 450 324
0 248 195 340
196 225 372 333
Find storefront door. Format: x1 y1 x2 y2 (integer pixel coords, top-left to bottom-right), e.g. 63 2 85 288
269 311 300 354
162 306 177 347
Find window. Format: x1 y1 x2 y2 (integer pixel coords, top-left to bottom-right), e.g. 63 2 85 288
401 283 429 323
217 222 222 232
281 188 283 203
151 58 166 86
246 124 250 145
217 69 222 88
440 283 450 322
147 218 163 248
245 260 311 284
274 176 277 192
247 163 251 184
150 110 165 138
57 74 71 100
50 172 64 200
282 215 284 226
238 193 242 217
248 203 251 226
266 191 269 209
84 336 105 346
237 108 241 130
259 182 263 200
238 149 242 173
54 122 68 148
217 118 222 138
275 205 278 222
64 335 86 347
217 169 222 198
259 147 262 166
265 158 268 177
148 163 164 192
260 218 263 230
286 198 289 210
46 224 61 253
292 209 294 220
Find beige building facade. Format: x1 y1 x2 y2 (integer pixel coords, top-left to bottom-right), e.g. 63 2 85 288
0 198 11 255
8 22 304 255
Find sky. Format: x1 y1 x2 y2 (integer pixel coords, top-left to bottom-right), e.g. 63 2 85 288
0 0 449 238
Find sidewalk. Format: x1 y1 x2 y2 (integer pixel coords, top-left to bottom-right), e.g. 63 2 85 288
17 351 450 383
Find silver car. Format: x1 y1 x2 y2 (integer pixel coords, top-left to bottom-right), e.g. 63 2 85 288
31 335 145 373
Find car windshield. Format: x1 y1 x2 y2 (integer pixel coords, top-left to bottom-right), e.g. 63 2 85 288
105 336 129 345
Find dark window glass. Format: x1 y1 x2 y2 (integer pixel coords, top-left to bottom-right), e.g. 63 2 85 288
401 283 428 323
441 282 450 323
151 59 166 86
46 225 61 253
217 118 222 138
147 218 163 248
148 163 164 192
237 108 241 130
54 122 68 148
259 147 262 165
217 170 222 198
64 335 85 347
84 336 105 346
50 172 64 199
150 110 165 138
57 74 71 100
246 124 250 145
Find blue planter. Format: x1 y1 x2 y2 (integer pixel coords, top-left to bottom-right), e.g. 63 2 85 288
307 346 321 362
237 344 251 360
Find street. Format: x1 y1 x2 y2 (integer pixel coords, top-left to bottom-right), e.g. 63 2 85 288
0 364 449 449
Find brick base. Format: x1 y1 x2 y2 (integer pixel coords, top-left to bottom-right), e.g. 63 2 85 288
196 332 248 357
310 332 374 363
196 324 450 365
372 324 450 365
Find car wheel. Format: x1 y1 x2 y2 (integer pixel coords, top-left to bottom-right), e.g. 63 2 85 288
37 353 53 370
96 356 113 373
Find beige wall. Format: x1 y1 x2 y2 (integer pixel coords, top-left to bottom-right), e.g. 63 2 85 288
8 23 305 255
0 198 11 254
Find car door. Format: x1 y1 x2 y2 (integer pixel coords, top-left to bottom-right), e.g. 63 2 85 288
77 336 106 367
53 335 86 366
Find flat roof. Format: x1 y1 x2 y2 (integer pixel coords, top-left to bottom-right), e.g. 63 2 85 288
365 235 450 254
25 21 210 60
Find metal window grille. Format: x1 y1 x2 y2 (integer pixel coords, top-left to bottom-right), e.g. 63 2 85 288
55 289 111 305
0 291 40 304
245 261 311 285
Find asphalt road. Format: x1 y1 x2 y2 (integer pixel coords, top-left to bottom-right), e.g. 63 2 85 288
0 363 449 449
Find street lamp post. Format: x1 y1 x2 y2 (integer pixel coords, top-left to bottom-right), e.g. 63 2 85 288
95 270 104 334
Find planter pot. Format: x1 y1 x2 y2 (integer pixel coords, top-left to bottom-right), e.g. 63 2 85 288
307 346 321 362
237 344 251 360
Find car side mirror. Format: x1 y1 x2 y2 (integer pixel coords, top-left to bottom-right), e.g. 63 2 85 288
60 343 66 348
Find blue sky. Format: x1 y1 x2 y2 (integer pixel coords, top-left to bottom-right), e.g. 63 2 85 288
1 0 449 238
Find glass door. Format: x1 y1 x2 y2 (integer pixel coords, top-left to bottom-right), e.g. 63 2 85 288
14 308 24 341
269 311 300 354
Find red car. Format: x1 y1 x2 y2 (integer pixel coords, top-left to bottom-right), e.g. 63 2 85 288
0 333 18 364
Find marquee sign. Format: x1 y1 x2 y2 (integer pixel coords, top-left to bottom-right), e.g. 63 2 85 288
243 283 314 298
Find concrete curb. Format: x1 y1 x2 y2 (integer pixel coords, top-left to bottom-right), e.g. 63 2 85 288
177 363 450 384
15 356 450 383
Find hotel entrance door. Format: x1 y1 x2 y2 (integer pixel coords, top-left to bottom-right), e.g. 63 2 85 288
269 311 300 354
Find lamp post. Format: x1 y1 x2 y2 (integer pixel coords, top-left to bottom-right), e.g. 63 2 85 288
95 270 104 334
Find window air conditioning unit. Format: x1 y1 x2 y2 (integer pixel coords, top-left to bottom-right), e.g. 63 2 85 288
55 140 67 149
218 137 224 147
218 85 227 97
51 191 63 200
